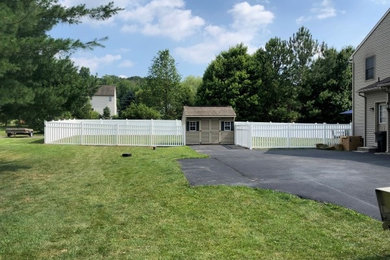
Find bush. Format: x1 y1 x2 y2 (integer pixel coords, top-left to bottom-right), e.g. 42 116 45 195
102 107 111 119
120 103 161 119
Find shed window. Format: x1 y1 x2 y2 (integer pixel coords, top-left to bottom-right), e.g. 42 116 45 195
221 121 234 131
187 121 199 131
379 103 387 124
365 56 375 80
109 96 112 102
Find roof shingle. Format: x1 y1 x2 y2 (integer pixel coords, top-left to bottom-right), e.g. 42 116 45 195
358 77 390 93
94 85 116 96
182 106 236 117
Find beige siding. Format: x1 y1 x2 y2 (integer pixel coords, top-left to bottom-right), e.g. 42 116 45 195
220 132 234 144
352 11 390 145
184 117 235 145
186 132 200 144
366 91 387 146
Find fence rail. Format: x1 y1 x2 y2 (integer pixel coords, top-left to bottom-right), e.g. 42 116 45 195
234 122 351 149
44 119 185 147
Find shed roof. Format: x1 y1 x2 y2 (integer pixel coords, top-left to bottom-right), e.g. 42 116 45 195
183 106 236 118
358 76 390 93
94 85 116 96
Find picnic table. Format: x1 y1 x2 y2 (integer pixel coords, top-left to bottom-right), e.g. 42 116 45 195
5 128 34 137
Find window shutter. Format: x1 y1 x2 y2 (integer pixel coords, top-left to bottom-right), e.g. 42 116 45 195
221 121 224 131
231 122 234 131
196 121 200 131
186 121 189 131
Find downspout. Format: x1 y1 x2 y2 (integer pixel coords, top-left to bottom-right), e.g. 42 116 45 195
350 59 355 135
379 84 390 152
388 92 390 153
358 92 367 146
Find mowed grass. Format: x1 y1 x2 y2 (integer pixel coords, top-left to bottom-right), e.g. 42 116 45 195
252 137 337 148
0 137 390 259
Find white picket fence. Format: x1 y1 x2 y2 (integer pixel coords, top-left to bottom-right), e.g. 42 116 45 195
44 119 185 146
234 122 352 149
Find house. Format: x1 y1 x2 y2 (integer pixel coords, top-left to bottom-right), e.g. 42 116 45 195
182 106 236 145
351 9 390 152
91 85 117 116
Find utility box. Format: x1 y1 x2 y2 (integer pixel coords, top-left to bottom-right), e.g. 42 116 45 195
375 187 390 230
340 136 363 151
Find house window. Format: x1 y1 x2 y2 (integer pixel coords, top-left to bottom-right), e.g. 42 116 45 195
188 121 199 131
109 96 112 102
365 56 375 80
221 121 234 131
379 103 387 124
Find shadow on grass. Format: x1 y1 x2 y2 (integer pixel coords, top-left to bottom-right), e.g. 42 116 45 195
29 138 44 144
0 160 31 174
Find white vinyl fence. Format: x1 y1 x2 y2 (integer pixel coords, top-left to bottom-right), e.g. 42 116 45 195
44 119 185 146
234 122 351 149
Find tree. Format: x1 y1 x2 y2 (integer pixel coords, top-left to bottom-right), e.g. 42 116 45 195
139 49 182 119
300 46 354 123
98 75 145 112
119 89 136 111
260 37 302 122
181 76 201 106
0 1 120 129
102 106 111 119
197 44 261 121
120 103 161 119
195 28 352 124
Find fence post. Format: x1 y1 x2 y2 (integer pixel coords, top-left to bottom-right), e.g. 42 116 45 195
287 123 291 148
150 119 154 146
44 121 47 144
323 123 326 144
80 121 84 145
249 122 253 150
116 123 119 146
183 123 186 146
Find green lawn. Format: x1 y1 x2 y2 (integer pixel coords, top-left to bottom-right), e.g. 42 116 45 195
252 137 339 148
1 137 389 259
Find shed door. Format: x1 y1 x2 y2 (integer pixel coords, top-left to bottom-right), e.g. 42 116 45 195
200 119 219 144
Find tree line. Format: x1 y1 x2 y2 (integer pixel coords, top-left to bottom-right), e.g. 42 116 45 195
109 27 353 124
197 28 353 123
0 1 352 131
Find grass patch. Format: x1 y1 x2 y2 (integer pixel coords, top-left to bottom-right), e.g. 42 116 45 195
252 137 338 148
53 135 184 146
0 138 389 259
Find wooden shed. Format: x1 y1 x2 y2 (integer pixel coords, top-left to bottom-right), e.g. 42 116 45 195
182 106 236 145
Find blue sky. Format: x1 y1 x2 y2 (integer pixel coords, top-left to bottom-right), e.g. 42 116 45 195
51 0 390 79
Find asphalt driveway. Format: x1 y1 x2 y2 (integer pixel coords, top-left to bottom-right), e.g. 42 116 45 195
179 145 390 219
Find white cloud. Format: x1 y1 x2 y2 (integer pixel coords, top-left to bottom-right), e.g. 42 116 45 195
119 75 128 78
118 60 134 68
59 0 135 8
176 25 255 64
229 2 274 31
176 2 273 64
313 0 336 19
296 16 309 24
119 0 205 41
296 0 339 24
71 54 122 73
